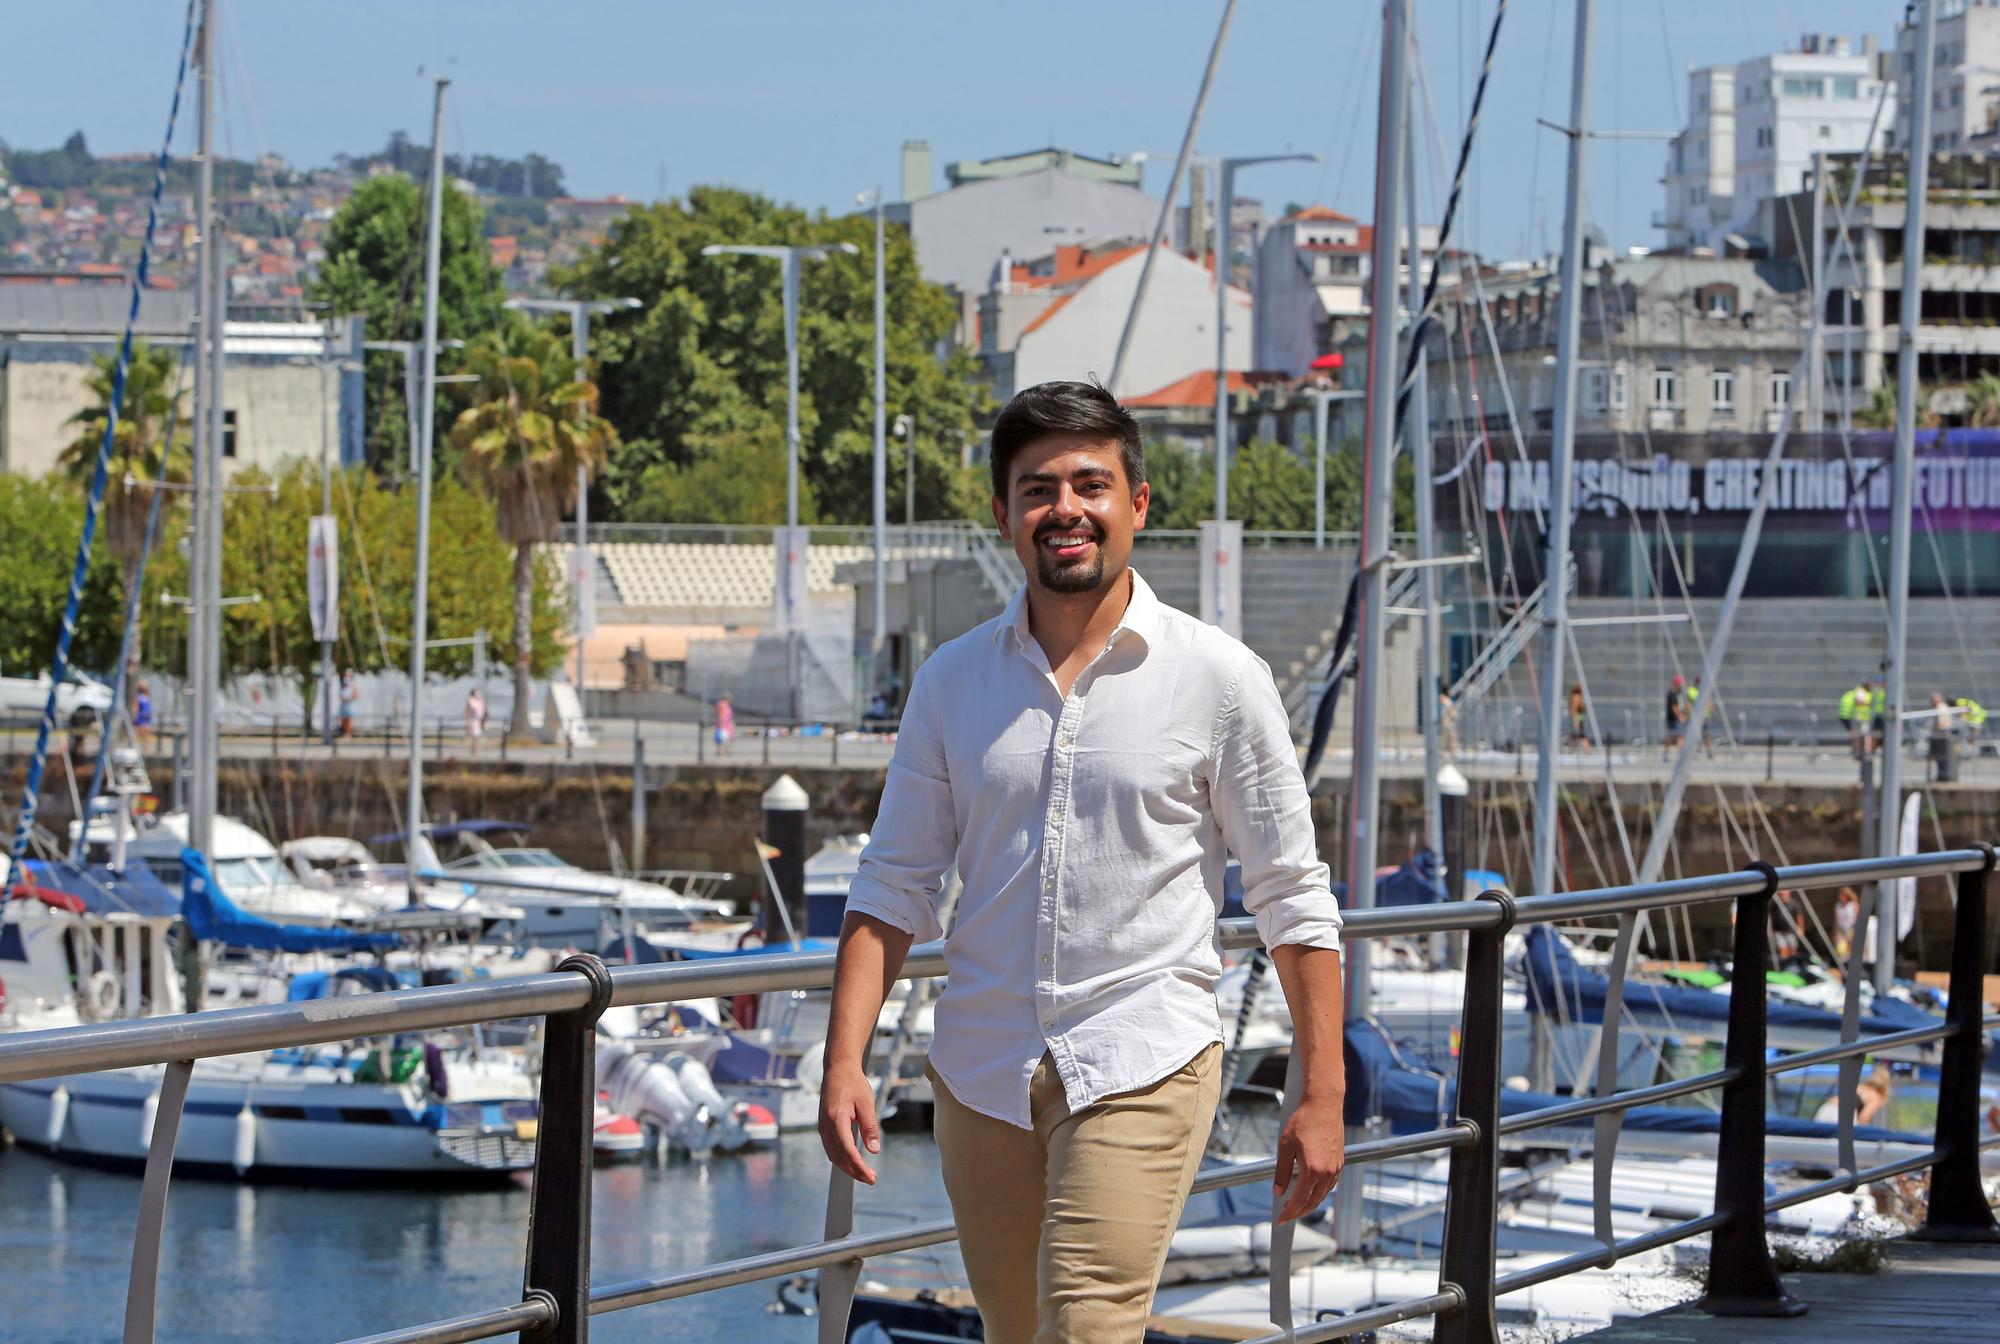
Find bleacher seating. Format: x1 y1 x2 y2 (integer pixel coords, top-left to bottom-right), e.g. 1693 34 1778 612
551 542 954 612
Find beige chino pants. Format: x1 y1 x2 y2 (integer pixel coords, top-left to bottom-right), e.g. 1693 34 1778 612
929 1043 1223 1344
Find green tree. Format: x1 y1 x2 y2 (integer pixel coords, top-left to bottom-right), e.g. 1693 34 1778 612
0 475 124 676
552 185 990 524
1138 436 1412 534
450 323 616 738
1962 372 2000 428
309 174 508 474
143 462 567 718
56 341 191 624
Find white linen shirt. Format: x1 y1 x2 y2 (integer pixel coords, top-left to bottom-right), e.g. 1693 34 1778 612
844 568 1340 1129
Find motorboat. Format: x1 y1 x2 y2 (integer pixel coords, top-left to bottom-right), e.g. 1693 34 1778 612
396 820 748 952
0 868 539 1183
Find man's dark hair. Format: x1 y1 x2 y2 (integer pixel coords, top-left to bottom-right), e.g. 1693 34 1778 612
989 380 1145 498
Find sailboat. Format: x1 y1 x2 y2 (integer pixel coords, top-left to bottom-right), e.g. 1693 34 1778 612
0 30 543 1184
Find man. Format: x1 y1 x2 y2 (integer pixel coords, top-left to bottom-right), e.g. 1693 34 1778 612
1839 681 1862 757
818 381 1345 1343
1664 674 1687 756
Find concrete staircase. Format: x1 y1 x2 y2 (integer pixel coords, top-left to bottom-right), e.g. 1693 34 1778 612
1133 544 1355 696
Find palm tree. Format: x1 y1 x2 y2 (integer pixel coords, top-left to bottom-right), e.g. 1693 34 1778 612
59 341 192 620
1963 372 2000 427
1855 379 1942 430
450 322 616 738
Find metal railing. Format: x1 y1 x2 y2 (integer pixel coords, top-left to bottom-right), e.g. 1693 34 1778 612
0 847 1994 1344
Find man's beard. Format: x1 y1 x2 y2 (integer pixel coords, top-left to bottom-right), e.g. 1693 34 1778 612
1034 523 1107 593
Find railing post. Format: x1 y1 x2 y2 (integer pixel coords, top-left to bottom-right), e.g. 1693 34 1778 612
1433 890 1515 1344
520 954 615 1344
1914 843 2000 1242
122 1058 194 1344
1698 860 1805 1318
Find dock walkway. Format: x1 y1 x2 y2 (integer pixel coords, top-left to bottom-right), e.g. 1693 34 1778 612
1562 1238 2000 1344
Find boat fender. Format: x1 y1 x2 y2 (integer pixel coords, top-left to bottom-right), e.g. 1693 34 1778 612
46 1084 69 1149
83 970 122 1022
795 1041 826 1095
232 1103 256 1175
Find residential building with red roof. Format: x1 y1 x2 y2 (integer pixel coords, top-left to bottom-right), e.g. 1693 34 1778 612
977 240 1250 425
1253 203 1438 377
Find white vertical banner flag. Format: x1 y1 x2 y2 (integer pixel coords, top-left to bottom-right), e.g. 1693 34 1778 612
773 525 810 632
572 542 597 638
1198 518 1243 639
307 514 339 643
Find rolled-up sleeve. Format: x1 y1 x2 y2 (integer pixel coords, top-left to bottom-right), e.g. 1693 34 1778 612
1211 653 1341 952
843 666 955 944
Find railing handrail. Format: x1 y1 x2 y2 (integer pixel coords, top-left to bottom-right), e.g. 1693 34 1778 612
0 847 1986 1086
15 843 1995 1344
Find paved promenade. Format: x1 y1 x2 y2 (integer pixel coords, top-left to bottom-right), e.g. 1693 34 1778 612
1562 1239 2000 1344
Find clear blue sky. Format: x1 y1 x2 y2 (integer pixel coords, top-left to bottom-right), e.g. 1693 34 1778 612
3 0 1903 260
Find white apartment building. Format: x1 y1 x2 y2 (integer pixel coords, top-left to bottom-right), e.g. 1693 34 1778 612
1897 1 2000 152
1663 35 1894 250
1660 67 1735 251
1734 36 1894 235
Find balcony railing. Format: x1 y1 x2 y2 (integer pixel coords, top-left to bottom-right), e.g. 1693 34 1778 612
0 847 1993 1344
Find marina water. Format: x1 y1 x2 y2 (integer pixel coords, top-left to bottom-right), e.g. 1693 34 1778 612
0 1128 956 1341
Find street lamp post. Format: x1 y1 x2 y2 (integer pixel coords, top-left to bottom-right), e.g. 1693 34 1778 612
894 413 916 527
856 190 889 684
1303 387 1364 549
1211 153 1317 527
505 296 642 694
699 242 859 641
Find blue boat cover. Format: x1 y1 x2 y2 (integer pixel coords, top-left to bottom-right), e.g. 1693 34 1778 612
1347 1019 1924 1146
181 847 397 953
1521 924 1938 1038
16 856 181 918
368 819 530 847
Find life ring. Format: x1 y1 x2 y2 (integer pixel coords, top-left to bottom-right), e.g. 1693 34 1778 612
6 882 86 914
83 969 123 1021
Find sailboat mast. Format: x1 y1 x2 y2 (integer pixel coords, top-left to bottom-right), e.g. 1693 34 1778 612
405 77 448 903
189 0 220 856
1334 0 1409 1257
1404 93 1443 903
1345 0 1409 1018
1875 0 1936 991
1528 0 1596 900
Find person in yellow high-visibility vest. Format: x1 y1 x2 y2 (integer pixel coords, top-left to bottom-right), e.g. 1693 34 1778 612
1841 681 1873 757
1955 695 1986 752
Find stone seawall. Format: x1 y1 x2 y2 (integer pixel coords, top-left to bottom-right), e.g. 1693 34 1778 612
7 753 1995 969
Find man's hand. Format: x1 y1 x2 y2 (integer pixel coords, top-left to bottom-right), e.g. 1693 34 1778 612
1273 1098 1345 1223
817 1062 882 1185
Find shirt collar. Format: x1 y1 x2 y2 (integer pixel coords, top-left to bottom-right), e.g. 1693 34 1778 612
994 566 1162 656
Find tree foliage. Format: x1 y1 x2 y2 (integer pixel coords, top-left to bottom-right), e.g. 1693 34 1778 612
553 186 991 525
0 475 124 677
57 341 192 613
133 463 565 696
1141 437 1414 534
308 175 509 474
451 322 613 735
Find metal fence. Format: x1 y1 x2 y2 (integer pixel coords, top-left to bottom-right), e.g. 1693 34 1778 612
0 847 1994 1344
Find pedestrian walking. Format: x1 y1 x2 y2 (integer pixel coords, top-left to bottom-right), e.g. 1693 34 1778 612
1833 886 1861 962
131 680 154 755
1567 682 1588 748
713 694 735 758
1954 693 1986 751
464 686 488 756
1840 680 1866 757
1663 675 1688 754
1870 676 1888 756
819 382 1345 1343
1438 689 1460 760
338 669 358 739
